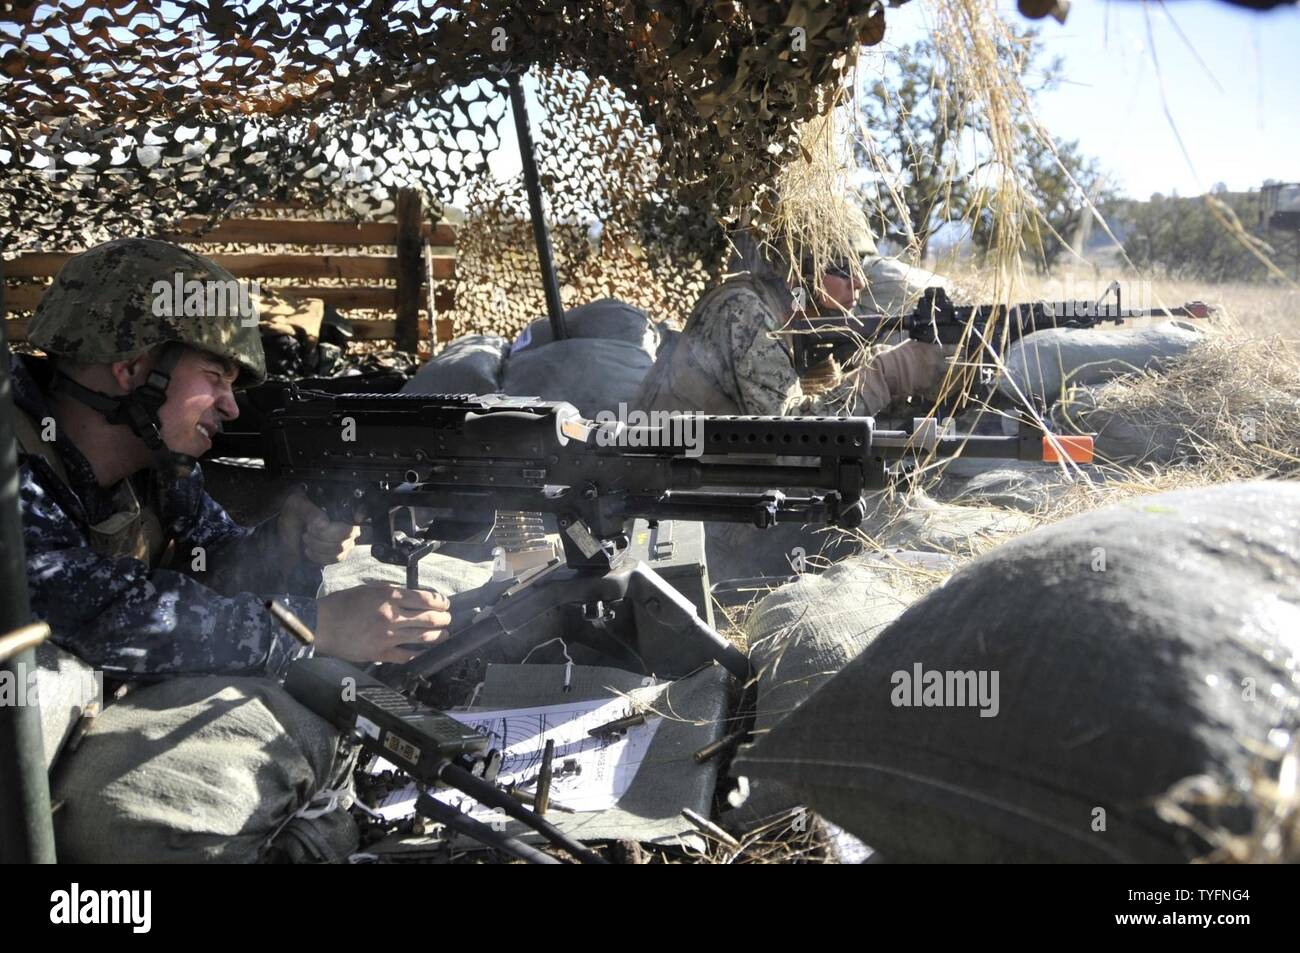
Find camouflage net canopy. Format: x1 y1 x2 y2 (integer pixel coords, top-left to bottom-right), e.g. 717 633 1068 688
455 67 732 333
0 0 897 320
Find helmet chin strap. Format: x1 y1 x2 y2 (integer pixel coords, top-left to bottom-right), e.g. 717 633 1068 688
53 343 198 479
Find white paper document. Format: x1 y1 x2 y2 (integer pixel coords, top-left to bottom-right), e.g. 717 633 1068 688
368 696 661 821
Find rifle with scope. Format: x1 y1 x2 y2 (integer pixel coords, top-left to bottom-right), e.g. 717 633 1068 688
788 281 1212 375
264 391 1092 689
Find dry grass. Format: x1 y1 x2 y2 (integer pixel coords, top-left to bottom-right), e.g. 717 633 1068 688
1155 740 1300 864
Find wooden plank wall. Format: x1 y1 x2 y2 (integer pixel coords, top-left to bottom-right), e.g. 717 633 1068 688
3 189 457 352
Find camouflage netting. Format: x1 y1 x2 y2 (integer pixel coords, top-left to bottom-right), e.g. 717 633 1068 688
453 67 728 332
0 0 896 269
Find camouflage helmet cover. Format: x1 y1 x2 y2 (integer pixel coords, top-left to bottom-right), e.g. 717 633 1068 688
27 238 266 386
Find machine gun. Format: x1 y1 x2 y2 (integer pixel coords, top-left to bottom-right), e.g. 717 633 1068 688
280 653 605 864
264 391 1092 689
788 282 1212 375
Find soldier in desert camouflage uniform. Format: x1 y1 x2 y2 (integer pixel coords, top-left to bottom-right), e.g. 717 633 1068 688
636 231 950 580
637 230 947 418
15 238 451 680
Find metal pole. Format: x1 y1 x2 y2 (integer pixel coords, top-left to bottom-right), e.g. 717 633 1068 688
507 72 567 341
0 258 58 863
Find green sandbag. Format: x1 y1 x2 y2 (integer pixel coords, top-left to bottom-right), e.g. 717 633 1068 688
52 676 358 863
736 481 1300 862
727 558 919 828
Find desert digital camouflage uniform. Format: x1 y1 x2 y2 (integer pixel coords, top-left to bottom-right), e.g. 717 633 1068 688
637 276 946 418
15 238 316 680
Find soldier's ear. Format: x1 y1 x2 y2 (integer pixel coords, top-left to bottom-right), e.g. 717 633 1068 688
111 353 154 392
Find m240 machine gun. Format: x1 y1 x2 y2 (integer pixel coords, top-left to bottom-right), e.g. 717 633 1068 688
789 283 1212 375
264 392 1092 689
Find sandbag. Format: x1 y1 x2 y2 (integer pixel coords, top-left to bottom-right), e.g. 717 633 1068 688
858 256 952 317
500 338 654 419
32 642 103 770
512 297 659 359
404 334 507 397
946 466 1058 512
703 491 1029 581
1053 383 1191 466
729 558 919 825
879 493 1035 554
997 320 1204 404
934 458 1092 514
704 521 862 584
52 676 358 863
736 481 1300 862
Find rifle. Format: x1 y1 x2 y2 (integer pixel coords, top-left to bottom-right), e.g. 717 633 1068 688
264 391 1092 688
789 282 1212 376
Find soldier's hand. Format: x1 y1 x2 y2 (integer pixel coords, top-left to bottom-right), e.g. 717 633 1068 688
278 489 360 566
314 585 452 664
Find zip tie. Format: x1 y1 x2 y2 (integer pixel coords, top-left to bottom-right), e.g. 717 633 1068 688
464 680 485 708
520 637 574 692
294 784 353 820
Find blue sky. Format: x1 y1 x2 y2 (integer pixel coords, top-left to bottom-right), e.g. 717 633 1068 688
877 0 1300 199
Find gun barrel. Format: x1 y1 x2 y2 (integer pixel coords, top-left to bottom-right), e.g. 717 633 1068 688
871 429 1093 464
623 491 839 527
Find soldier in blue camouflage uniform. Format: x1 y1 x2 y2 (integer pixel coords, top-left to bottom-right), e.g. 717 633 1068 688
16 238 451 681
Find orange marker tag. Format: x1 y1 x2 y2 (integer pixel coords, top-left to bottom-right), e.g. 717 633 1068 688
1043 435 1093 464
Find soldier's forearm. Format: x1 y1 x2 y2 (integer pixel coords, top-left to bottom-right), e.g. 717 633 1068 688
27 546 316 679
192 516 323 598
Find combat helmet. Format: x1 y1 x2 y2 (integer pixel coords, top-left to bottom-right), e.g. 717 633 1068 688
27 238 266 475
802 203 877 281
28 237 266 384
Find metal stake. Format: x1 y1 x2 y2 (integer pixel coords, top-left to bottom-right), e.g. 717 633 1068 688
507 72 567 342
0 263 58 863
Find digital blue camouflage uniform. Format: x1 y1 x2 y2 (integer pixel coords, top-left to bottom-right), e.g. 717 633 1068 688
15 237 321 681
15 353 316 680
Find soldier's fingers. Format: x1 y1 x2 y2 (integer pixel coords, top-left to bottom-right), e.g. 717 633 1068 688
301 538 338 561
389 609 452 630
283 490 322 520
392 588 450 611
303 544 347 565
304 533 355 557
304 521 356 545
375 646 418 665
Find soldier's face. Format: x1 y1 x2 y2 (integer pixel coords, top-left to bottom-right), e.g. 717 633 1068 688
814 271 865 313
146 349 240 456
